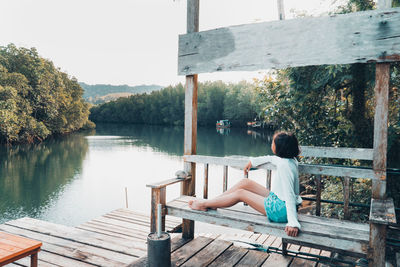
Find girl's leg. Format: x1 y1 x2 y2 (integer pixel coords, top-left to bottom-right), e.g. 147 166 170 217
189 189 266 215
221 178 269 197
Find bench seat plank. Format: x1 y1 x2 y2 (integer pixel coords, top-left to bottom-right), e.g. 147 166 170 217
166 196 369 257
217 199 369 232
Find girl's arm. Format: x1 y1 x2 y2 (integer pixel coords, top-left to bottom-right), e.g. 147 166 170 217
245 156 277 175
249 156 277 167
281 171 301 231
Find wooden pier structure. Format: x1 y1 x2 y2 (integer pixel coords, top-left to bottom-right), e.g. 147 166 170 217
147 0 400 266
0 209 339 266
0 209 170 266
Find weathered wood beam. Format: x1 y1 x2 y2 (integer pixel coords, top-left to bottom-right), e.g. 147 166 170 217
277 0 285 20
178 7 400 75
300 146 373 160
266 170 272 191
369 0 391 265
146 177 189 189
184 155 376 179
316 175 322 216
372 63 390 198
343 176 351 220
150 188 166 233
204 163 209 199
181 0 199 240
223 165 228 192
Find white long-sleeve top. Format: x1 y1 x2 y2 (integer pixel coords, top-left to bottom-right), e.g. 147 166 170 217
250 155 302 229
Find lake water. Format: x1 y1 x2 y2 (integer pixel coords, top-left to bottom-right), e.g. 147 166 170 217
0 124 274 232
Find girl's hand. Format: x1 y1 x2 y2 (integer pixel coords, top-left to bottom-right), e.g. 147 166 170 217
285 226 299 237
244 161 252 175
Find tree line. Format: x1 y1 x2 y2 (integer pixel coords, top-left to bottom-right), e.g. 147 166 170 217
89 81 263 127
0 44 94 144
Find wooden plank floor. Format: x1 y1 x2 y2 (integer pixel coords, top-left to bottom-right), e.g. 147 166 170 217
131 232 334 267
0 209 181 267
0 209 335 266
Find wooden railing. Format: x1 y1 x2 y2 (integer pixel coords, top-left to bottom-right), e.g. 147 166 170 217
184 146 375 220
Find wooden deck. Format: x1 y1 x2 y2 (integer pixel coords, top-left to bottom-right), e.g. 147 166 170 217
0 209 336 266
131 232 335 267
0 209 181 266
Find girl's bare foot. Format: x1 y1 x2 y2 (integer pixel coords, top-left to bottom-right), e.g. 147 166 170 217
188 200 208 211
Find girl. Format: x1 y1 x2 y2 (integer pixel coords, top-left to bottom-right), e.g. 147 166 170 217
188 131 302 237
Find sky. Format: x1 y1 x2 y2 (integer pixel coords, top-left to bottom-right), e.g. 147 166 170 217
0 0 349 87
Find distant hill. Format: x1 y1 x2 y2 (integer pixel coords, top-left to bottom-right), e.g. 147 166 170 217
80 82 163 104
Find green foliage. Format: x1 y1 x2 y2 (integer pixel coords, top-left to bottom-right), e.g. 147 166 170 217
90 81 262 127
254 65 365 147
255 64 399 221
321 177 371 221
253 0 400 221
0 44 94 144
0 133 89 222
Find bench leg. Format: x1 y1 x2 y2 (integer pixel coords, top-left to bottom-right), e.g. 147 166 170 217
282 239 288 256
31 252 38 267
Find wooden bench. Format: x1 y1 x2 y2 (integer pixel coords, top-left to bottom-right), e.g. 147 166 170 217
0 231 42 267
147 146 396 261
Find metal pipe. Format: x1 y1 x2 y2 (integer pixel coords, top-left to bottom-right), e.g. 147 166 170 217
157 203 162 238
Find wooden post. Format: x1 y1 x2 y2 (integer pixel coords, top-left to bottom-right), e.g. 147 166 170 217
369 62 390 267
315 175 322 216
125 187 128 209
343 177 350 220
223 166 228 192
244 171 249 206
276 1 290 254
181 0 199 240
150 187 166 233
266 170 272 191
277 0 285 20
369 0 390 262
204 163 208 199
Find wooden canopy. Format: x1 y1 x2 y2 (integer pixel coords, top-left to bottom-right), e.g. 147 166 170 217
179 1 396 266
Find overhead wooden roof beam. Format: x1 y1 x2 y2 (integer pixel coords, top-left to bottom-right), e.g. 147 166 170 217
178 7 400 75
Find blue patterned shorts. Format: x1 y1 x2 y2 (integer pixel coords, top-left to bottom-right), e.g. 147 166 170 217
264 192 288 223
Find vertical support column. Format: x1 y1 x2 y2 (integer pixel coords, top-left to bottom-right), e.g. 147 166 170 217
204 163 209 199
266 170 272 191
244 171 249 206
181 0 199 240
150 187 166 233
369 62 390 267
223 166 228 192
369 0 391 257
276 1 290 254
315 175 322 216
343 176 350 220
277 0 285 20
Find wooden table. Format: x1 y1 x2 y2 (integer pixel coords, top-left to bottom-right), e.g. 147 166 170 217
0 231 42 267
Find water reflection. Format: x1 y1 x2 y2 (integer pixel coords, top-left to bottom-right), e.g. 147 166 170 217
0 133 89 223
0 124 273 226
95 123 273 157
216 128 230 136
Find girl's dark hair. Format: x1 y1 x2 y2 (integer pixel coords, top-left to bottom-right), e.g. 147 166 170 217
273 131 300 158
